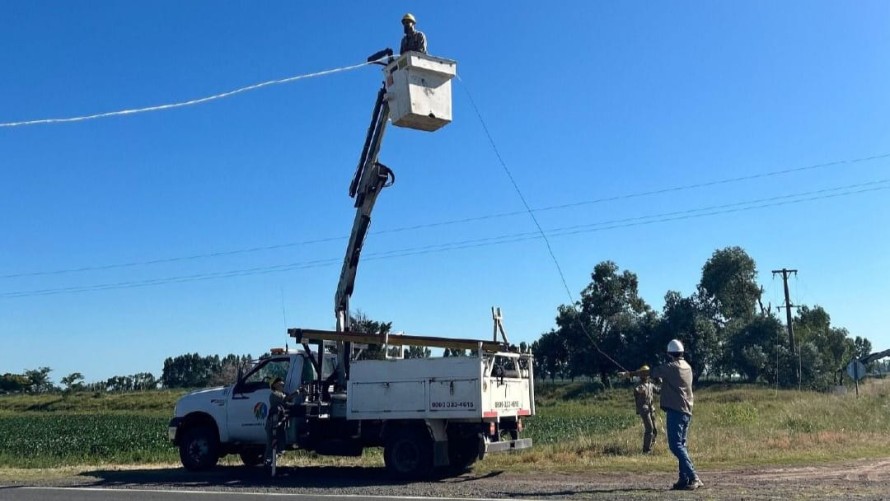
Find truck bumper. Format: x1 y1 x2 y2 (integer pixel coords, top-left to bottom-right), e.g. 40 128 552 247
485 438 533 453
168 417 182 443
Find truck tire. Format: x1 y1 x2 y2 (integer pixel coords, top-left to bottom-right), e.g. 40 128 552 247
179 426 220 471
447 435 481 472
384 428 433 479
239 448 264 467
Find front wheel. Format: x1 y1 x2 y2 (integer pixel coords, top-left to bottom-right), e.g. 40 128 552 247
384 428 433 479
239 448 264 467
179 426 219 471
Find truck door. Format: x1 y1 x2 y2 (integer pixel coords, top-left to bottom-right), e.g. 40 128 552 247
227 356 296 444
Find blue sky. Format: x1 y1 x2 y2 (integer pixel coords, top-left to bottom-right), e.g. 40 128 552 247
2 2 888 383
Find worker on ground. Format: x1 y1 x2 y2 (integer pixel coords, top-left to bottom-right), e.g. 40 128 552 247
264 377 300 466
400 13 427 54
619 340 703 491
633 365 659 453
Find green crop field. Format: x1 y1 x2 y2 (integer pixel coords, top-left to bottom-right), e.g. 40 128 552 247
1 380 890 471
0 413 175 468
0 391 182 468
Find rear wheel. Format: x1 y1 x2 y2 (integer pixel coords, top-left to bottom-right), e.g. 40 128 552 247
384 428 433 479
447 435 481 472
179 426 219 471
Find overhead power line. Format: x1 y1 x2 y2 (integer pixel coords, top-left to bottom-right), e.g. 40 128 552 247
1 180 886 299
3 152 887 280
0 60 374 128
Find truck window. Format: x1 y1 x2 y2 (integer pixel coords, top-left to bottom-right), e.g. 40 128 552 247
238 357 290 392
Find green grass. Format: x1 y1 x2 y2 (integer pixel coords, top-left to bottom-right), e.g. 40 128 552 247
483 378 890 474
0 390 183 414
3 381 890 471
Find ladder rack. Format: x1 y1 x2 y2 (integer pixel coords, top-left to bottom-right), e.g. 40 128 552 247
288 328 507 354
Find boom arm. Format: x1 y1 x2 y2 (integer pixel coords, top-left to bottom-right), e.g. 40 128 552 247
335 83 393 332
860 349 890 365
332 50 395 385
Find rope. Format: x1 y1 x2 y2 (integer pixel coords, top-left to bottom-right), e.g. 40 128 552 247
0 61 373 128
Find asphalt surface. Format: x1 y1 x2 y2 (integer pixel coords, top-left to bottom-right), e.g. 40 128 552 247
1 487 512 501
3 459 890 500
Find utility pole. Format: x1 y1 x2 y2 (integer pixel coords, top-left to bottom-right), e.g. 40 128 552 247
772 268 798 351
772 268 799 389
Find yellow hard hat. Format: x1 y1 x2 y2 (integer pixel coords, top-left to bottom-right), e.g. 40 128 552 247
402 13 416 24
639 365 650 372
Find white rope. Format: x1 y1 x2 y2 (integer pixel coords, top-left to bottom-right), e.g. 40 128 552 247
0 61 372 128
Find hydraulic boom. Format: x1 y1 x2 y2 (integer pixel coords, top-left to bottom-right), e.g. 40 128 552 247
332 49 396 384
299 48 456 387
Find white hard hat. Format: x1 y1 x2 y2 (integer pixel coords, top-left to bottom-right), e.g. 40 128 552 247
667 339 684 354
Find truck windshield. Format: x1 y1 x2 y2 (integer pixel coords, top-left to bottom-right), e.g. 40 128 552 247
244 357 290 387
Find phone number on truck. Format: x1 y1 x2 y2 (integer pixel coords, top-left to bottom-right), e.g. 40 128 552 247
430 401 476 409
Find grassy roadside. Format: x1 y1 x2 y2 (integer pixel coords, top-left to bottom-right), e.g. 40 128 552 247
482 378 890 474
1 380 889 473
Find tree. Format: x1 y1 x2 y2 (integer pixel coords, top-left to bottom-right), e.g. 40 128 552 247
161 354 221 388
24 367 54 393
105 375 135 392
793 305 870 386
658 291 719 382
350 311 393 361
60 372 85 393
403 346 432 359
532 330 569 381
0 373 30 393
209 354 251 386
133 372 158 391
552 261 651 384
725 316 784 382
852 336 872 364
443 348 468 357
699 246 761 322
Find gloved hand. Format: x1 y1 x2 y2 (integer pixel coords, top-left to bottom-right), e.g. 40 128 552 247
617 371 629 378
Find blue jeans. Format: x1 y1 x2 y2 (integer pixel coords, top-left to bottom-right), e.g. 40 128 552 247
665 409 697 482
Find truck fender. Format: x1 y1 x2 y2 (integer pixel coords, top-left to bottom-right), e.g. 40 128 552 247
175 412 221 445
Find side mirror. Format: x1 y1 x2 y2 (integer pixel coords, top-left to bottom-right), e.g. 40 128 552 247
232 366 246 394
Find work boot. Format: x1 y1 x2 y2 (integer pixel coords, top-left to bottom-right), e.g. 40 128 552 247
671 478 689 490
683 477 705 490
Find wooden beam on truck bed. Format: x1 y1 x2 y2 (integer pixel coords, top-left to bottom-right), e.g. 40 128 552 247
288 328 507 353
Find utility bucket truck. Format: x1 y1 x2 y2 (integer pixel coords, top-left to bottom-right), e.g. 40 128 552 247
168 50 535 478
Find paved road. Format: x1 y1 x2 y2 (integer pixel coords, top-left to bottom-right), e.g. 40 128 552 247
0 487 515 501
4 459 890 500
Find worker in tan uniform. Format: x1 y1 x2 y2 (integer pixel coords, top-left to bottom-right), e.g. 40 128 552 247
620 340 704 491
264 377 300 466
632 365 659 453
400 13 428 54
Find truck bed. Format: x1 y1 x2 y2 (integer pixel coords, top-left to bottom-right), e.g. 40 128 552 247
346 355 532 421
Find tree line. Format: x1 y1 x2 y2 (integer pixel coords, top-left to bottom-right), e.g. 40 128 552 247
0 367 160 394
2 246 876 394
0 313 437 394
531 246 873 390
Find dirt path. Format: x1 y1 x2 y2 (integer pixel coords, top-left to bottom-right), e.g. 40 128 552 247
2 458 889 500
